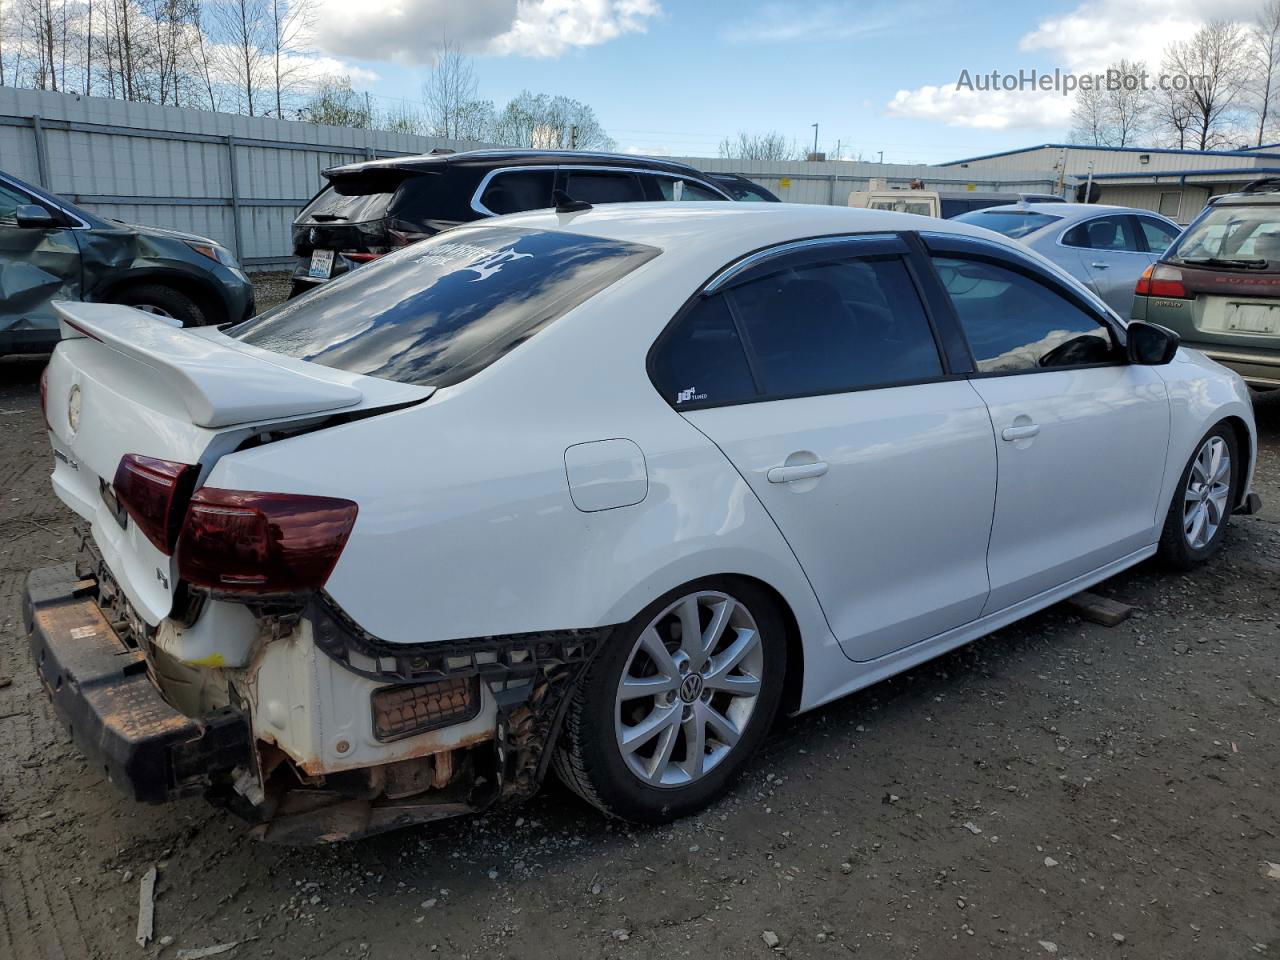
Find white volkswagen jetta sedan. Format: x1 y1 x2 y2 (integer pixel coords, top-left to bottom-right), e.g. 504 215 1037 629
27 203 1259 841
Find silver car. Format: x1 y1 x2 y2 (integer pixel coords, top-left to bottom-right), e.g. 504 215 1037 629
953 203 1182 317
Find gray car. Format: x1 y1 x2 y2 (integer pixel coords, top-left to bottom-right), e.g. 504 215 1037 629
1 170 255 355
953 203 1182 317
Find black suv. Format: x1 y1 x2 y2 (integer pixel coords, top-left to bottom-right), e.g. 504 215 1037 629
290 149 733 296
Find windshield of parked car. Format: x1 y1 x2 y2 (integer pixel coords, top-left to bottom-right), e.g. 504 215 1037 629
1170 203 1280 268
953 209 1062 239
228 225 660 387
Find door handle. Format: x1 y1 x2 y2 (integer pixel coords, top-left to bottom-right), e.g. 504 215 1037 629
1001 423 1040 442
1089 261 1110 269
767 461 829 483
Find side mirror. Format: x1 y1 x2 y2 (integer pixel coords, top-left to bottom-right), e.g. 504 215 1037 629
1127 321 1180 365
15 204 57 229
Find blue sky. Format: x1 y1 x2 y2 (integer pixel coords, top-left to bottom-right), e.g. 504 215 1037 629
310 0 1254 164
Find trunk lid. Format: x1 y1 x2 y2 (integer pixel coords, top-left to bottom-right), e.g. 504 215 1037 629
44 302 432 625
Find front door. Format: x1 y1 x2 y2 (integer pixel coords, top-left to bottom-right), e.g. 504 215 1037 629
0 179 81 346
927 243 1171 612
649 236 997 662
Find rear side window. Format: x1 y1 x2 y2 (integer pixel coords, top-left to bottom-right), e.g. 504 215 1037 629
478 170 555 215
932 256 1118 373
651 253 944 408
562 171 645 204
953 209 1061 238
229 226 659 387
1062 215 1139 251
650 296 757 407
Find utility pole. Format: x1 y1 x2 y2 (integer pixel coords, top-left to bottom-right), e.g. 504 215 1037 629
570 124 579 150
811 123 819 157
878 150 884 164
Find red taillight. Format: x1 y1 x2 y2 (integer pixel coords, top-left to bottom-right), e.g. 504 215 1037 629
342 251 385 263
176 489 358 595
39 365 51 430
1136 264 1188 299
113 455 199 554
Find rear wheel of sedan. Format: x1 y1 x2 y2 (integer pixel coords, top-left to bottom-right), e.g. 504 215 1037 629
112 284 207 327
554 579 786 823
1157 423 1238 570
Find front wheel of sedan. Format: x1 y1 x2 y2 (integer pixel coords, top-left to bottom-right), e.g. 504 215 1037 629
554 579 786 823
1157 423 1238 571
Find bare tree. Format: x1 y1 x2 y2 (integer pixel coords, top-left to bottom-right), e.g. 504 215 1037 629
422 37 479 139
1070 83 1107 145
1164 21 1249 151
213 0 267 115
266 0 312 118
491 91 612 150
717 131 799 161
298 73 371 127
1251 0 1280 145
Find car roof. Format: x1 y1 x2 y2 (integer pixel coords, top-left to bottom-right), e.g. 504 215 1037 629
483 201 1033 257
963 202 1176 222
325 149 709 179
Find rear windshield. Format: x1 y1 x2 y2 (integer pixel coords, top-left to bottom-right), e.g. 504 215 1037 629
1172 203 1280 269
228 225 660 387
297 182 395 225
953 209 1061 238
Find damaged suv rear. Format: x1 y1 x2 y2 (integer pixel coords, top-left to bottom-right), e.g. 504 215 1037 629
26 223 657 842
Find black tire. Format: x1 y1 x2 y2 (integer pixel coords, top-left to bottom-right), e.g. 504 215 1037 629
553 577 786 823
1156 422 1238 571
111 284 207 327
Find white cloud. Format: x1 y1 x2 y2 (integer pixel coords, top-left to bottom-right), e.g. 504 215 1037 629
887 84 1073 131
311 0 660 65
887 0 1257 131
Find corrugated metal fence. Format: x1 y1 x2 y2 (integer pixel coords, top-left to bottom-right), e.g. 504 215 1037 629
2 88 1060 269
0 88 493 269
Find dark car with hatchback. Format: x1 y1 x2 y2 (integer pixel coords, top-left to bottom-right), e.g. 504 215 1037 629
289 149 734 297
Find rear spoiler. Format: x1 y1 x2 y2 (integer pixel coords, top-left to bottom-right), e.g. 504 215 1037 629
53 301 365 429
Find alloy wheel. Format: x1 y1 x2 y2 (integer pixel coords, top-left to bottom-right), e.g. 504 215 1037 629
614 591 764 787
1183 435 1232 550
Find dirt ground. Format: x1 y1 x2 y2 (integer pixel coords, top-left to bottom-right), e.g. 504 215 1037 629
2 281 1278 959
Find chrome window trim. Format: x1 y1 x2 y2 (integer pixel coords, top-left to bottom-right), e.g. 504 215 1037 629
469 164 731 216
0 172 92 229
702 233 902 295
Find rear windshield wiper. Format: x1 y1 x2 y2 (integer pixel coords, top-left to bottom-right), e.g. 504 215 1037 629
310 213 348 222
1178 256 1269 269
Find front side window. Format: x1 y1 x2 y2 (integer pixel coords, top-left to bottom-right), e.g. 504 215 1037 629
478 170 554 215
1137 217 1180 256
562 171 645 204
1061 215 1139 251
230 225 659 387
654 177 725 201
0 181 33 224
932 256 1118 374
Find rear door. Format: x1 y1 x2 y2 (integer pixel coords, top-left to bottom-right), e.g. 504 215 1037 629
1060 214 1145 315
0 177 81 343
924 234 1170 613
651 235 997 662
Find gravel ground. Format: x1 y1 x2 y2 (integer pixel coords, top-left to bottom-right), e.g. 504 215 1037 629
1 280 1278 958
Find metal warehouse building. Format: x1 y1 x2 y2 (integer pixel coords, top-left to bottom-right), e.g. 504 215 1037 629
935 143 1280 223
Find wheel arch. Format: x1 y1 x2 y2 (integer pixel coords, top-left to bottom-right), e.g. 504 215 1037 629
92 268 226 324
1219 414 1253 508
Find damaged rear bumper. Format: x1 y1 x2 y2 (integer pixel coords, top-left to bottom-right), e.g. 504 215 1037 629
23 563 609 842
23 563 250 803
